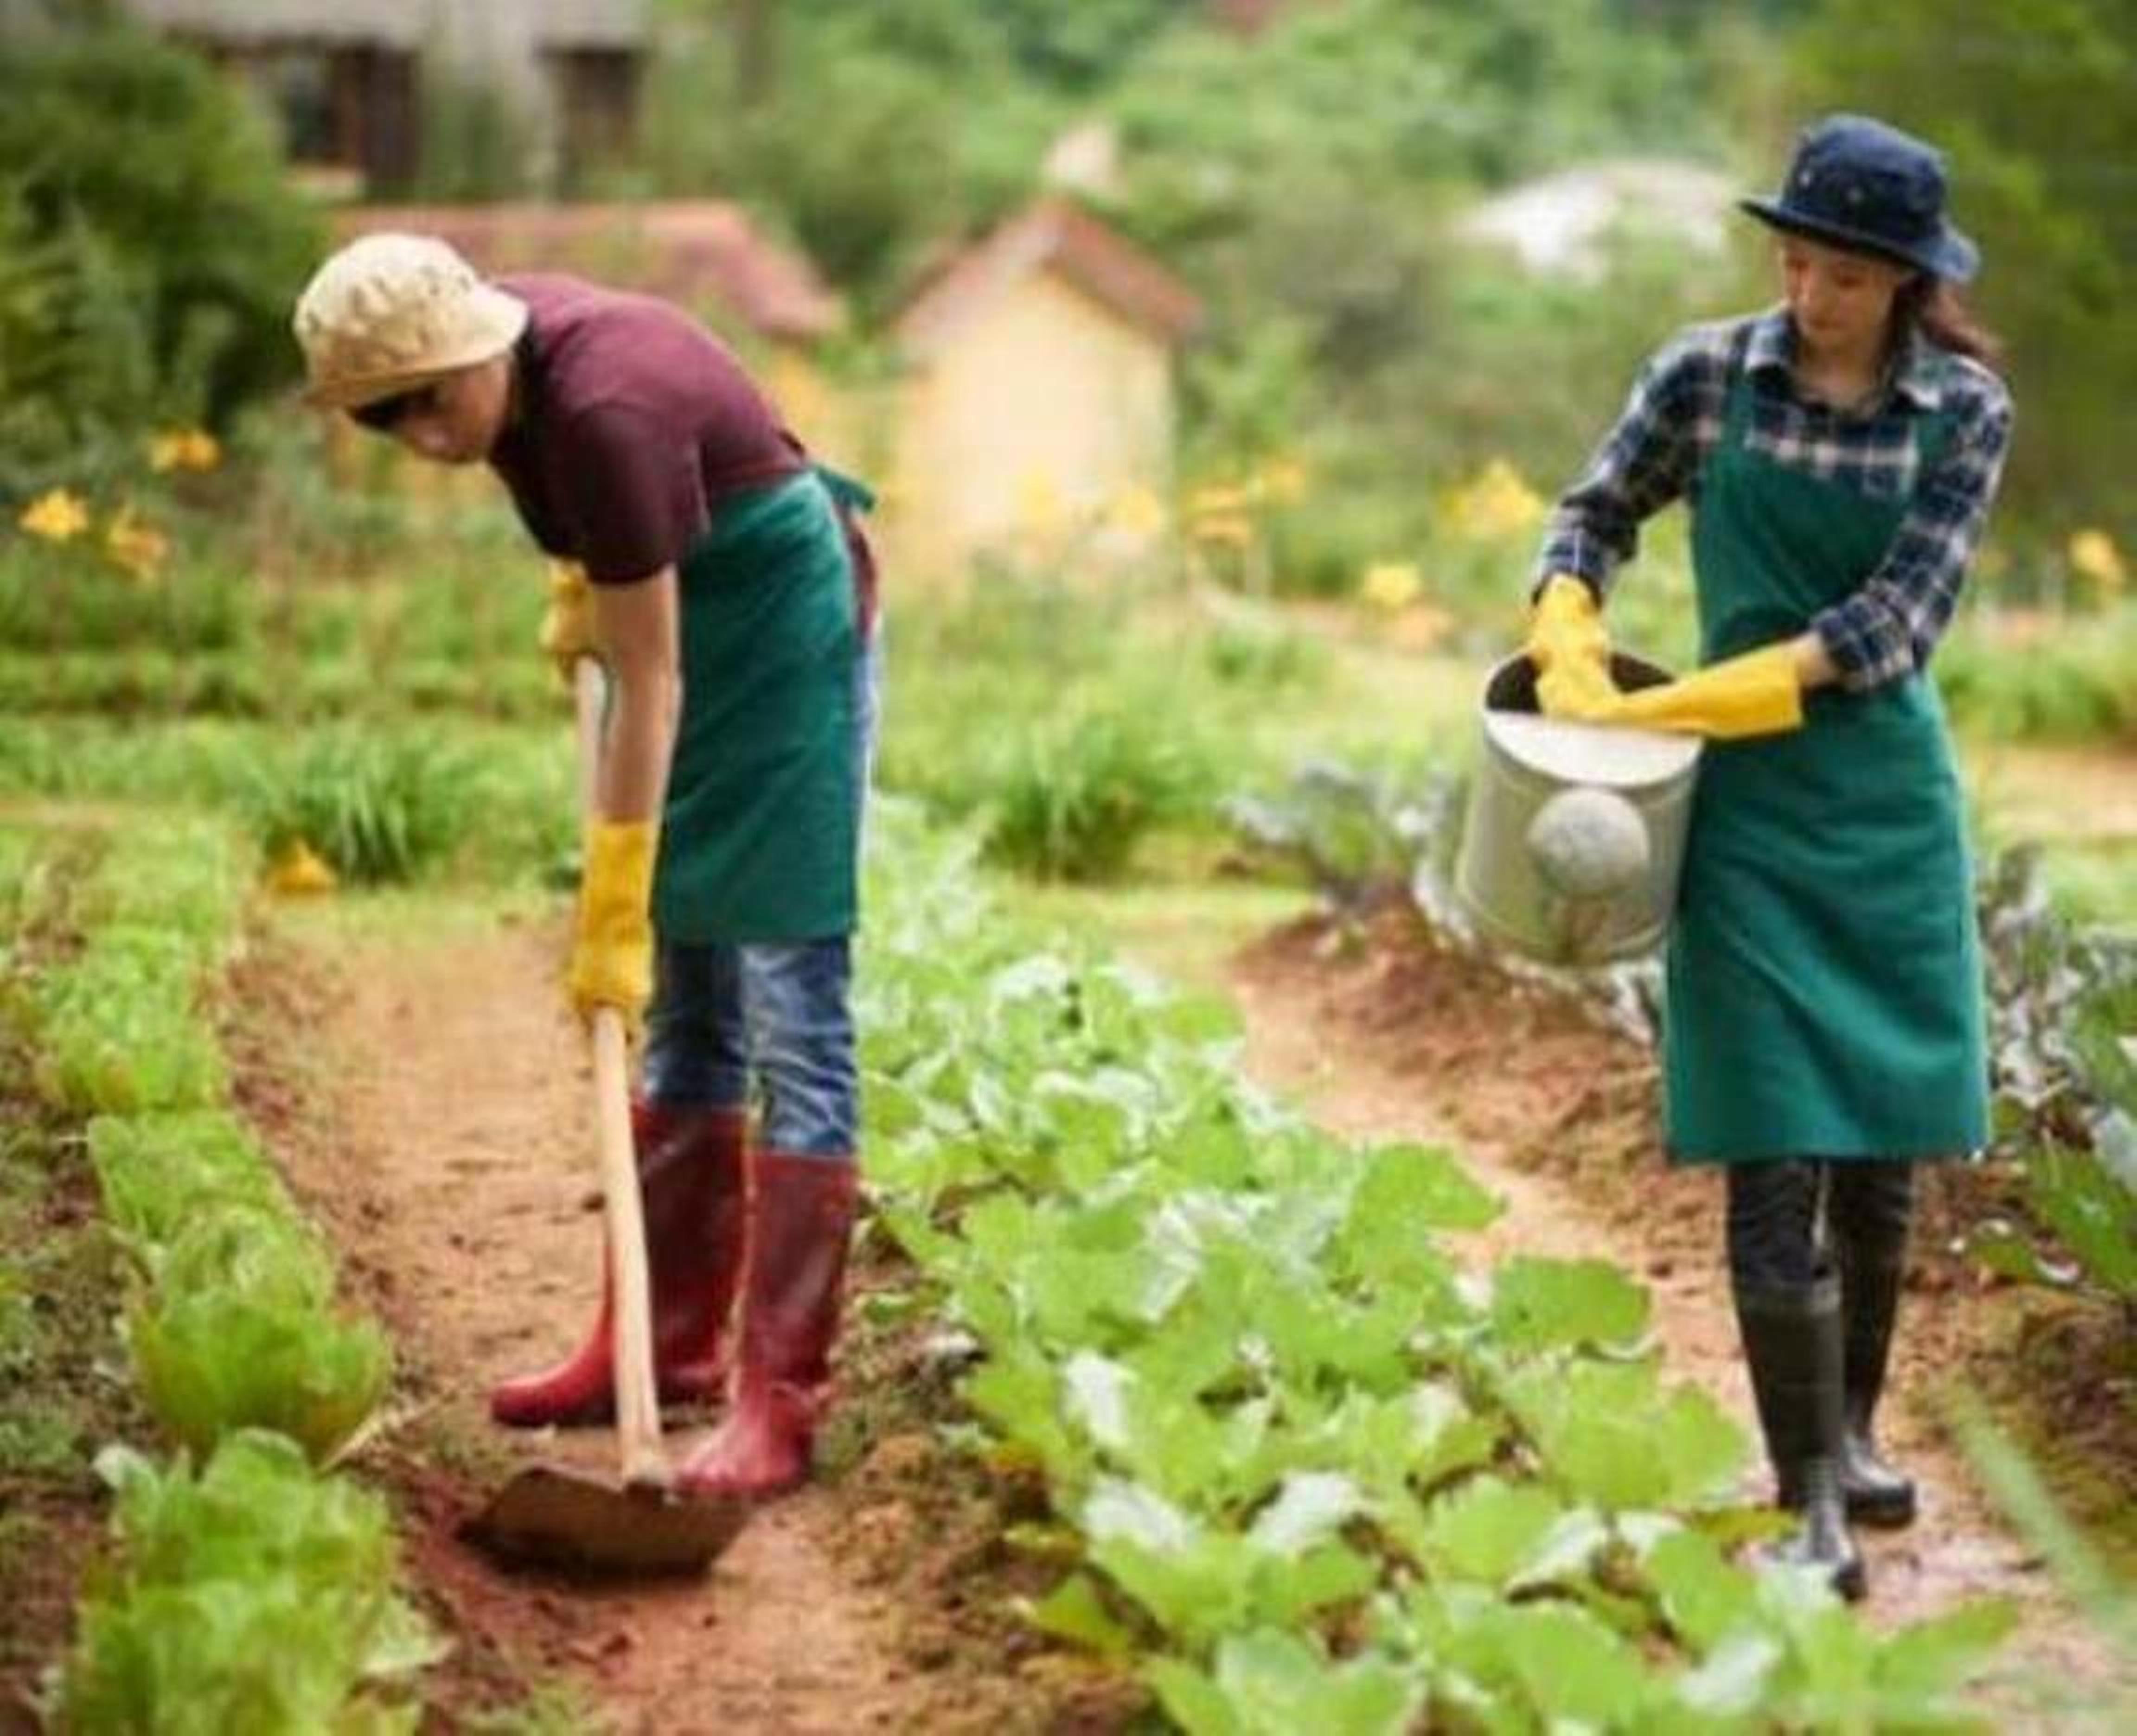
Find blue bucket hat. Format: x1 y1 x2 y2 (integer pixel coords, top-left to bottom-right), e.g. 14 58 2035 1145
1741 114 1979 283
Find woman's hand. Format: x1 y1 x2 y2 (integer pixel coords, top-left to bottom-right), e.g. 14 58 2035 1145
569 819 657 1022
566 568 681 1023
1525 574 1620 719
1613 640 1807 739
537 561 596 685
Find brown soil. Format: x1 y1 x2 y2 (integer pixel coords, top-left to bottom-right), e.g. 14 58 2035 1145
1230 897 2137 1730
228 914 1141 1735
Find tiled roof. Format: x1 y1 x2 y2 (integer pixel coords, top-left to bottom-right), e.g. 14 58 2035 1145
130 0 644 50
334 201 845 342
893 198 1201 359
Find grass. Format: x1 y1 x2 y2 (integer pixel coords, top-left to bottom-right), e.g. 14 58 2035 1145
996 877 1314 997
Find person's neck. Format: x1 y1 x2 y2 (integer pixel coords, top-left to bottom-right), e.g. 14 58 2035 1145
1794 327 1891 412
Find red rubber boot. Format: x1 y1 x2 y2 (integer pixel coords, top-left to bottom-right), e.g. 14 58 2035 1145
490 1102 748 1428
677 1152 858 1498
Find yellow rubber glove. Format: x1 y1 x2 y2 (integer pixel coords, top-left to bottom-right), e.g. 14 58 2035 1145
537 561 596 685
1524 574 1619 720
1613 642 1804 740
569 820 655 1023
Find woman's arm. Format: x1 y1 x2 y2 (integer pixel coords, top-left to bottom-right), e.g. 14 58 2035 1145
1532 327 1720 598
1808 372 2015 691
590 568 682 822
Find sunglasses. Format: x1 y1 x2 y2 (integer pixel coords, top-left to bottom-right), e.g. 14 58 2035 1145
348 383 442 432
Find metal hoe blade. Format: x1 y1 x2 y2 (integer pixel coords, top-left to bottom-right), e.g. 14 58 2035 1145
462 1465 749 1578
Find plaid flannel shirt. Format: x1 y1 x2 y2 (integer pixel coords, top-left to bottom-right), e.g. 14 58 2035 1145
1534 309 2014 691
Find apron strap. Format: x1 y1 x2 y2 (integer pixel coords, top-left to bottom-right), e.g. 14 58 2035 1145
811 463 877 516
1719 354 1960 480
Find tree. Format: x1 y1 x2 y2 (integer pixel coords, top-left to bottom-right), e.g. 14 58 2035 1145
1791 0 2137 536
0 26 321 494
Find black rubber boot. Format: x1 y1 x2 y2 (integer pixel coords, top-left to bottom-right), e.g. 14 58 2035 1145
1734 1274 1867 1602
1838 1247 1918 1527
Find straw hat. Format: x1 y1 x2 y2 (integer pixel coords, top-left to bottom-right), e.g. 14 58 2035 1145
292 233 528 411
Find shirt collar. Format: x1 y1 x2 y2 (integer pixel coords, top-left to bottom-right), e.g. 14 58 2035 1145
1746 308 1945 413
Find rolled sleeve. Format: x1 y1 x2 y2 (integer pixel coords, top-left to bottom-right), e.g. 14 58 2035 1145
556 401 706 585
1532 334 1707 598
1811 379 2014 691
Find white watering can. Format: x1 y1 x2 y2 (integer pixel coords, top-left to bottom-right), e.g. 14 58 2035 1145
1453 652 1702 966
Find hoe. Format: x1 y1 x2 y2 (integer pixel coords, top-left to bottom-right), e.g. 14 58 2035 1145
462 657 749 1576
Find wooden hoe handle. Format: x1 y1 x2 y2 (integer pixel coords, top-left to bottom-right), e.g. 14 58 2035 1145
575 657 669 1490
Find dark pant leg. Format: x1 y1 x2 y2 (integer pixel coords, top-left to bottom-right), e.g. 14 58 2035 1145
1726 1158 1828 1290
1826 1161 1914 1270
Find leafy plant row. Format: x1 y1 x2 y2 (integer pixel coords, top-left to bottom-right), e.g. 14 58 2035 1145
854 811 2011 1733
0 716 575 887
1971 846 2137 1317
1 818 435 1728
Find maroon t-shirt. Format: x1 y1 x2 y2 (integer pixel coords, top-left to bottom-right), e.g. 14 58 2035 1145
486 273 875 625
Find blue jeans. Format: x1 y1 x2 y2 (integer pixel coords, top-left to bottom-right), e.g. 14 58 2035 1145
641 630 880 1160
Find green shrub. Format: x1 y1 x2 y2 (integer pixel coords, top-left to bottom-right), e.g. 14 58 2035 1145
985 706 1211 881
0 29 321 495
1203 619 1331 692
1938 615 2137 744
244 730 480 885
0 536 246 653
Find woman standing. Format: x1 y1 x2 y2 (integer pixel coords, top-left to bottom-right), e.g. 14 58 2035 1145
1523 115 2013 1598
292 236 880 1500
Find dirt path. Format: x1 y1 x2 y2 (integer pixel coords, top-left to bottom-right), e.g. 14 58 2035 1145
1229 907 2137 1730
236 913 954 1734
234 887 2137 1730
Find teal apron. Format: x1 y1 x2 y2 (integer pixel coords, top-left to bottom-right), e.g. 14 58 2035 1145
653 467 868 945
1664 370 1987 1163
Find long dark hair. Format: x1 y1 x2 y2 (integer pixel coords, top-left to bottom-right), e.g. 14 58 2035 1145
1894 277 2004 372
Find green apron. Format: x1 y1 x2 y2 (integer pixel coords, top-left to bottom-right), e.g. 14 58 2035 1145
1664 369 1987 1163
653 467 867 945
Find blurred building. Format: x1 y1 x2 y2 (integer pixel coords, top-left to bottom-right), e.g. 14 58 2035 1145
887 198 1201 581
1457 158 1736 281
122 0 647 194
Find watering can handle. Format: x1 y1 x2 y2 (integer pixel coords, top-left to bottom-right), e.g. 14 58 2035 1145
574 656 670 1490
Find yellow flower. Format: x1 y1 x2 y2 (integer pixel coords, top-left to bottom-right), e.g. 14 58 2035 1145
1017 470 1065 539
1188 482 1252 519
1252 457 1308 507
149 428 222 473
2069 529 2127 595
1107 483 1167 539
103 505 169 584
1361 561 1422 611
266 839 338 896
1190 512 1255 549
1443 459 1546 542
19 488 91 542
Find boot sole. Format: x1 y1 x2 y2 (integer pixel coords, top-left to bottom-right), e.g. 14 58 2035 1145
491 1379 726 1430
1845 1490 1917 1528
